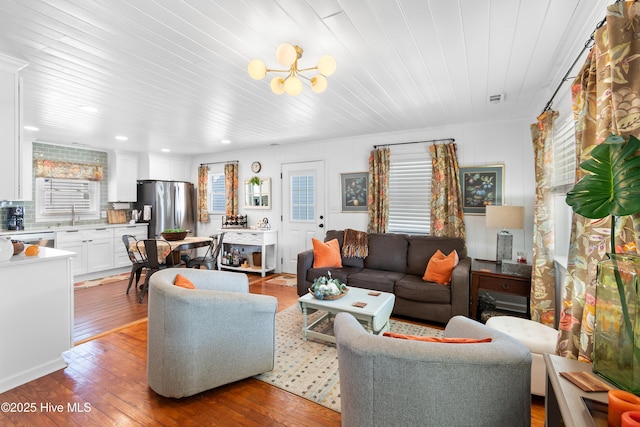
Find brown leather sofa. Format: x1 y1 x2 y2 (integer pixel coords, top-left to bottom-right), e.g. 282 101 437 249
296 230 471 324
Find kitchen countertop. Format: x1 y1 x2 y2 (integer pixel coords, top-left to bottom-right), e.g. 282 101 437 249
0 246 75 266
0 222 148 236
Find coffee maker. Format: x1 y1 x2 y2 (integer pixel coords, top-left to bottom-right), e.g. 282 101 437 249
7 206 24 230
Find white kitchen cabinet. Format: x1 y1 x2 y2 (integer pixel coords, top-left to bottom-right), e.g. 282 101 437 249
113 224 148 268
139 153 191 182
0 53 29 201
56 227 115 275
0 247 74 393
108 151 139 202
219 229 277 277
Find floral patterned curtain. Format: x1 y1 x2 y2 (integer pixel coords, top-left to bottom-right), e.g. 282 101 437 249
367 147 390 233
224 162 238 216
529 110 558 327
197 165 209 223
428 143 465 239
35 159 103 181
558 1 640 362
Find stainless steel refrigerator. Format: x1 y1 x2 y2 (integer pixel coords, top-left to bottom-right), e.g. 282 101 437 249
135 180 196 238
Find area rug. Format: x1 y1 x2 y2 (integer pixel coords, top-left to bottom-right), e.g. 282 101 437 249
74 272 132 289
254 305 443 412
265 274 297 287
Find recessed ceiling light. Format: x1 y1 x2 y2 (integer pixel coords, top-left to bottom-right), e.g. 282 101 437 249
115 135 128 141
24 125 39 131
79 105 98 112
161 148 170 153
221 139 231 144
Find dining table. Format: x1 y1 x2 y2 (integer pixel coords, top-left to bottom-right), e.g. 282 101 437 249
131 236 213 265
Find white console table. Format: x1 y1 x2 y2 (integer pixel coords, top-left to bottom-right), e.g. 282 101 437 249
219 229 277 277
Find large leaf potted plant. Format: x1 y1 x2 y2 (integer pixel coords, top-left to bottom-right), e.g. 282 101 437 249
566 133 640 392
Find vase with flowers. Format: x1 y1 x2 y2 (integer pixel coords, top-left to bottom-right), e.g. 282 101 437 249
566 134 640 393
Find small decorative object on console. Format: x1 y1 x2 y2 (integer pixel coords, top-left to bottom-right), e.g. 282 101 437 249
309 271 348 300
222 215 248 228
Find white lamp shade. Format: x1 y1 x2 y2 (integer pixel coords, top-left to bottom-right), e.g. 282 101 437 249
486 205 525 230
276 43 297 67
248 59 267 80
270 77 285 95
311 74 328 93
284 76 303 96
317 54 336 76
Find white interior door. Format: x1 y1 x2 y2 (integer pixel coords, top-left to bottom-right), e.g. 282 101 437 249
281 161 325 274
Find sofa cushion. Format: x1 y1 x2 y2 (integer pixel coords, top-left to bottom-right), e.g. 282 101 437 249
325 230 364 268
347 268 405 293
312 238 343 268
364 233 408 273
406 236 466 276
395 274 452 304
423 249 459 284
305 266 362 287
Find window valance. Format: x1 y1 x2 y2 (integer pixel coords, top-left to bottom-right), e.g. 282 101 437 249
35 159 104 181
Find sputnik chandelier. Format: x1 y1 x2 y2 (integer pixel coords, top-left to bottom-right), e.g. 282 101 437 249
248 43 336 96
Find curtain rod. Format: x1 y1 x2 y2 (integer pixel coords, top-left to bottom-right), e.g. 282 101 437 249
373 138 454 149
540 8 612 115
199 160 238 167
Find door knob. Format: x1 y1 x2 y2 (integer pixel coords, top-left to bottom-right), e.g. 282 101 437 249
319 224 324 228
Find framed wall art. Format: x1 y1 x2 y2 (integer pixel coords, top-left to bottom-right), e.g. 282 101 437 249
341 172 368 212
459 165 504 214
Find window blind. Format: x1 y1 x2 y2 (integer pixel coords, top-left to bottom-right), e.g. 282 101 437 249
208 173 226 213
388 150 431 235
552 115 577 193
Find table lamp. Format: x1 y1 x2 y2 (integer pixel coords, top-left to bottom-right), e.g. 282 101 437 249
486 205 524 263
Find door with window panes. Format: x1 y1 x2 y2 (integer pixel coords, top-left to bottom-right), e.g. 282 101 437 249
281 161 325 274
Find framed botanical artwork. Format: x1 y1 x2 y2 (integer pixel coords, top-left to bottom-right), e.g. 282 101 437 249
459 165 504 214
341 172 368 212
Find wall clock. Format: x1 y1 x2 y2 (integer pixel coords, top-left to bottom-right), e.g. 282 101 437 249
251 161 262 173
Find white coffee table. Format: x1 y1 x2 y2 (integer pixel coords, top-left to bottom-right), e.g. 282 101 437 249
297 287 395 343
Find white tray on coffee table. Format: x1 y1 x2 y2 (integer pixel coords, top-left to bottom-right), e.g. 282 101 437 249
297 287 395 343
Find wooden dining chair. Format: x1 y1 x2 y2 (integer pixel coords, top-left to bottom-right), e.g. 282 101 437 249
123 235 148 295
187 233 225 270
136 239 170 304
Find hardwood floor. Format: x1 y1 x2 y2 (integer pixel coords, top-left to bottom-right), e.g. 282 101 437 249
0 272 545 426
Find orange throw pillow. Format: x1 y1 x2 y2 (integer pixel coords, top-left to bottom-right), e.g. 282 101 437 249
174 274 196 289
423 249 459 284
383 332 492 343
312 238 343 269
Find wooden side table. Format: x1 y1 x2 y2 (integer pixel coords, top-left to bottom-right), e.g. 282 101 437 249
470 259 532 320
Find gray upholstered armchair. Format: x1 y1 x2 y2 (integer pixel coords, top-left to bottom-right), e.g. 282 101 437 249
147 269 278 398
334 313 532 427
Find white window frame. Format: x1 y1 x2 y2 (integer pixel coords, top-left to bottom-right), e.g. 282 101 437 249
387 146 432 235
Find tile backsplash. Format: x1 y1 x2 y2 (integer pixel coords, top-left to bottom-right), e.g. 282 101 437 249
0 142 111 230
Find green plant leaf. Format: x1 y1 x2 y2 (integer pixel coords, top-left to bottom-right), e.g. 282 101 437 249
566 134 640 219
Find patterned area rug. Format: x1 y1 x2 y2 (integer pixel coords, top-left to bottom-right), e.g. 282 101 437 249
254 305 443 412
74 272 132 289
265 274 297 287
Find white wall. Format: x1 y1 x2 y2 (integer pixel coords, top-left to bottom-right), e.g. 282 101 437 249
191 117 535 273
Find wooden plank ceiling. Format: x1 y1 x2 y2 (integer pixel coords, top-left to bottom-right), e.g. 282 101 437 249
0 0 609 155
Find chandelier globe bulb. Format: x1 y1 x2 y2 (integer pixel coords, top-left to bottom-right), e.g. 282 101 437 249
317 55 336 76
284 76 303 96
311 75 328 93
276 43 297 67
270 77 285 95
248 59 267 80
